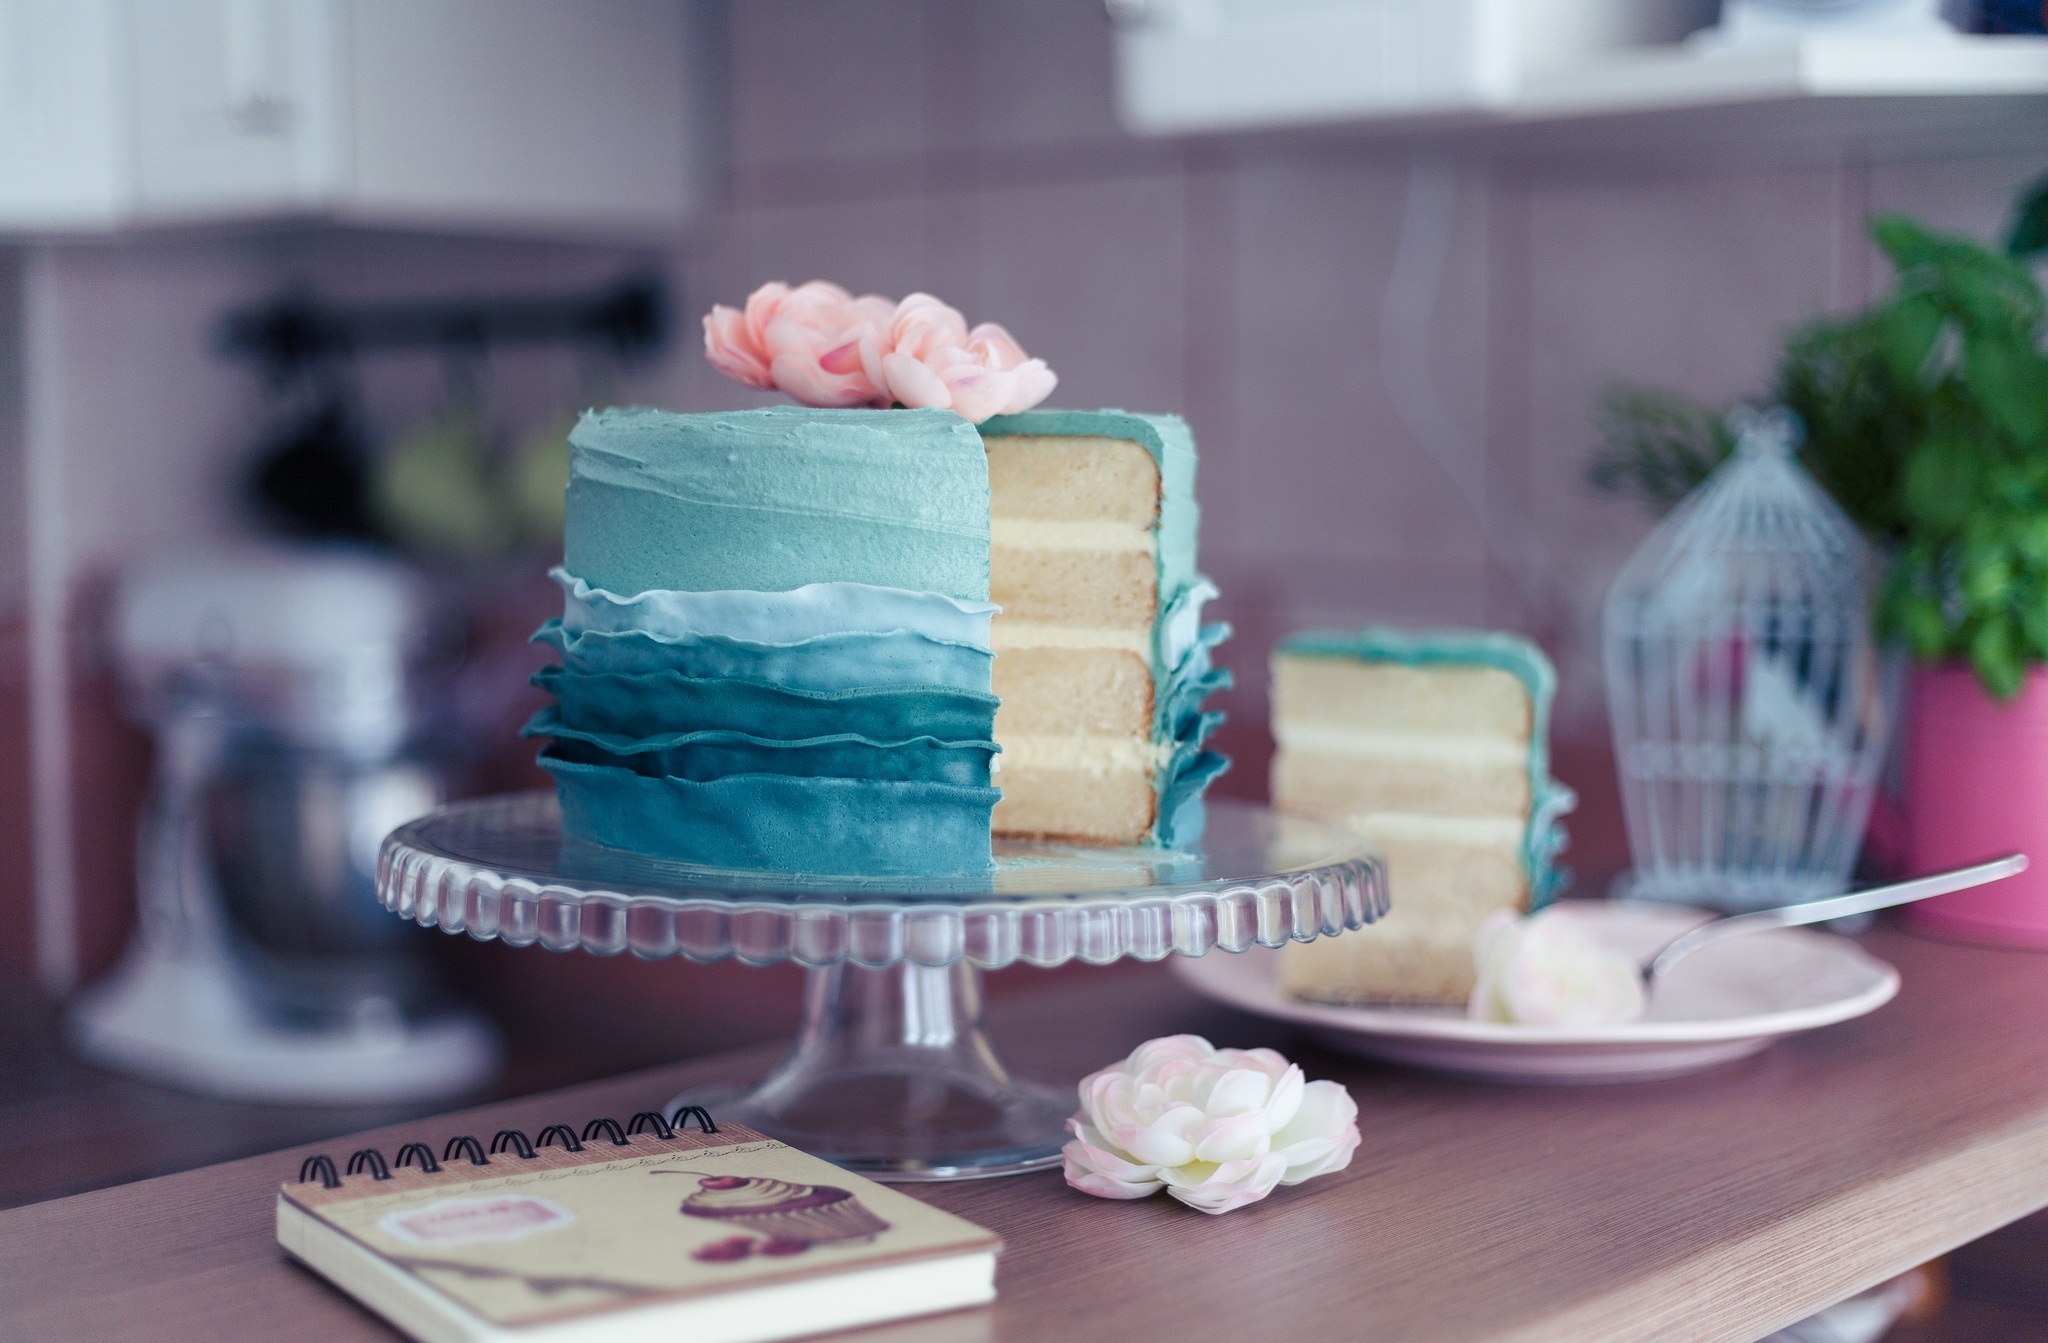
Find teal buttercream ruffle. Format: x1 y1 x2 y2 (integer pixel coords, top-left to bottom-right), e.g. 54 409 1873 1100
535 664 1000 746
533 620 993 692
527 708 997 788
540 750 1000 876
1149 610 1233 849
531 579 1005 874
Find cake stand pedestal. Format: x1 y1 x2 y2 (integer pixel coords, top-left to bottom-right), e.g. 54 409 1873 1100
376 793 1386 1181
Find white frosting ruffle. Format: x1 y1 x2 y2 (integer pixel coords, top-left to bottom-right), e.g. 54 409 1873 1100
553 567 998 650
1160 577 1219 671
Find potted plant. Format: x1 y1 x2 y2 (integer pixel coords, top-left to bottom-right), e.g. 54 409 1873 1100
1590 175 2048 944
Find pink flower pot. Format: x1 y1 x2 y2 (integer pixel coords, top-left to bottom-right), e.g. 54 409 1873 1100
1905 663 2048 947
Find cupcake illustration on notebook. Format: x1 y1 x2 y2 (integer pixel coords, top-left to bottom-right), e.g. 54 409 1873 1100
666 1174 891 1262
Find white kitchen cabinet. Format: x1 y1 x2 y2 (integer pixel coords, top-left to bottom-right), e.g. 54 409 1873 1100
0 0 713 239
1110 0 2048 145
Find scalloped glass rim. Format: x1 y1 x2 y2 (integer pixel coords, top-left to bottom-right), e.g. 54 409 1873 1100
376 793 1388 969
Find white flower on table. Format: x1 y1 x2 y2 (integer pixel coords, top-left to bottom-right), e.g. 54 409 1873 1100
1061 1034 1360 1214
1468 907 1646 1027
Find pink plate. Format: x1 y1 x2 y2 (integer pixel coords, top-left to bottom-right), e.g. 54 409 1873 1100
1172 902 1899 1084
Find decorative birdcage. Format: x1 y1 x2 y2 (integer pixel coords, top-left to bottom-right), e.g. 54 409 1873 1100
1603 408 1890 912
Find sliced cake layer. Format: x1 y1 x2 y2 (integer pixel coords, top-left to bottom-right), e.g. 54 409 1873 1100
978 411 1227 847
1270 628 1572 1005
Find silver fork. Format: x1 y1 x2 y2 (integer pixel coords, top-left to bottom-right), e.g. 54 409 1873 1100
1642 854 2029 984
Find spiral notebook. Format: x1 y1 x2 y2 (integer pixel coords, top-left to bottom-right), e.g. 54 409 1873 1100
278 1107 1001 1343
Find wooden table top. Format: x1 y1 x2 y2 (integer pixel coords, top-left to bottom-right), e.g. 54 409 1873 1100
7 925 2048 1343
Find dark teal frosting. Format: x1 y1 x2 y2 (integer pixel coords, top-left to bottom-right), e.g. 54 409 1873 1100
534 664 999 746
530 710 996 788
1277 626 1575 904
565 406 992 602
541 751 1000 877
1152 616 1232 848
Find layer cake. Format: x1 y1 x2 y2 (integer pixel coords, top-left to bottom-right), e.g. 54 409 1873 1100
1270 629 1572 1004
528 405 1227 875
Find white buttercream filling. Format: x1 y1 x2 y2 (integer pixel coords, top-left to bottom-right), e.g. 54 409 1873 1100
553 567 997 650
989 518 1156 553
989 621 1150 655
1001 733 1170 778
1273 722 1526 767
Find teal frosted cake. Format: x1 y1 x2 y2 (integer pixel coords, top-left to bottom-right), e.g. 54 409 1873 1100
1269 628 1573 1003
527 405 1228 876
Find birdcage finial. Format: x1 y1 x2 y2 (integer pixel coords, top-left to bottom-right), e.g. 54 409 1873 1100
1727 405 1802 459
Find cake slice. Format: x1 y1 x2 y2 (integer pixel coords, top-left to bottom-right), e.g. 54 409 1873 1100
1270 629 1573 1004
979 410 1227 847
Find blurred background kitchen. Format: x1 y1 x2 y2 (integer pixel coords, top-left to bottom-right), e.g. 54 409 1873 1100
3 2 2047 1317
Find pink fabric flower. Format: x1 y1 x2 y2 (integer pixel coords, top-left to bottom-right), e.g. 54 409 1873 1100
701 281 894 408
1061 1034 1360 1215
881 293 1057 423
702 284 1056 423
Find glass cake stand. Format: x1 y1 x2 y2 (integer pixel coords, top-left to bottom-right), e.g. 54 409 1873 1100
376 792 1386 1181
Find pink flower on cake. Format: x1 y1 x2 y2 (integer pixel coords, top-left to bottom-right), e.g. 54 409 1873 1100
703 283 1056 423
879 293 1058 423
1061 1034 1359 1215
702 281 894 407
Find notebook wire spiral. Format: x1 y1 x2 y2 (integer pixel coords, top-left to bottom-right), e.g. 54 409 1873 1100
296 1106 718 1191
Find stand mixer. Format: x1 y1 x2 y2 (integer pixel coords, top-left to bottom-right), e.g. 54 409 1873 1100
68 550 501 1103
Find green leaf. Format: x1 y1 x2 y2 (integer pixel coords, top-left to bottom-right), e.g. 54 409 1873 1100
1963 550 2015 609
1583 385 1730 514
2009 173 2048 260
1875 294 1945 387
2015 516 2048 566
1902 439 1979 528
1879 550 1952 657
1972 619 2025 700
1871 213 1947 273
2022 593 2048 659
1962 333 2048 445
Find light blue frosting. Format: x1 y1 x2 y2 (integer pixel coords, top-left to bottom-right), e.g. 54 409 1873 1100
564 407 992 602
1277 627 1576 905
554 568 996 649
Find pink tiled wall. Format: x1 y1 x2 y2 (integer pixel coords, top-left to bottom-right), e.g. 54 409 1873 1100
10 1 2047 985
626 0 2047 880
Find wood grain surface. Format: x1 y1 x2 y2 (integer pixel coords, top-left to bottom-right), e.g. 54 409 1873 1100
7 926 2048 1343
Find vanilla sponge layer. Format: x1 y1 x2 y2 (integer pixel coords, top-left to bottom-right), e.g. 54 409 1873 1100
1278 813 1526 1003
991 645 1151 737
993 735 1159 842
985 434 1164 843
1277 658 1531 736
1271 649 1540 1005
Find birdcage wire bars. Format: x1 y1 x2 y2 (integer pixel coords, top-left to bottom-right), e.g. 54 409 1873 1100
1604 409 1890 912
